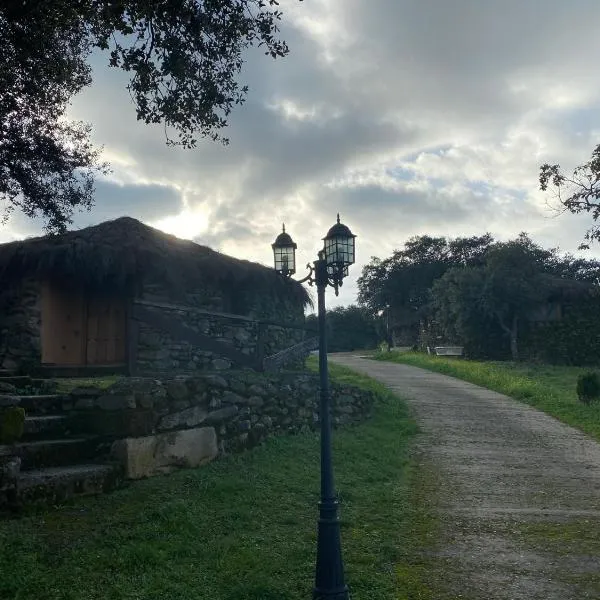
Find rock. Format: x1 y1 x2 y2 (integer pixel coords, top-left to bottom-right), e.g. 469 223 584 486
247 395 264 408
166 380 188 402
0 382 17 394
159 406 208 431
248 384 267 397
111 427 218 479
229 379 247 395
0 455 21 489
0 395 20 408
172 400 191 412
204 374 228 389
74 397 95 410
205 406 239 424
222 391 244 405
137 394 154 409
211 358 231 371
96 394 136 411
260 415 273 429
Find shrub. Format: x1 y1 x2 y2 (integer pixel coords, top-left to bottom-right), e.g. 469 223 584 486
576 372 600 405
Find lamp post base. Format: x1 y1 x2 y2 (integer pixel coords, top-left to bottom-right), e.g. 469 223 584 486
313 499 349 600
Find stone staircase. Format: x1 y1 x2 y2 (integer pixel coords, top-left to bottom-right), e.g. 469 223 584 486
0 371 124 510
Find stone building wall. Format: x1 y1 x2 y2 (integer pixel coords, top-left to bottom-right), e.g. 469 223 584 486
0 275 306 375
67 370 375 479
134 280 307 375
0 279 42 371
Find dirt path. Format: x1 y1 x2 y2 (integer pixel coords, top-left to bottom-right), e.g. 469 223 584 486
329 354 600 600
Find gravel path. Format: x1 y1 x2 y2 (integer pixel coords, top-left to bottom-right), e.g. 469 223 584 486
329 354 600 599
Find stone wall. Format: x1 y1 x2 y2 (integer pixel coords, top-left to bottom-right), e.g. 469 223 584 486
135 303 260 374
0 279 42 372
67 370 375 479
134 280 307 374
0 274 307 376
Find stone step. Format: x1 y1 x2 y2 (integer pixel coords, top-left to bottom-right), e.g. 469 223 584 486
0 369 17 378
22 415 73 440
0 375 33 388
16 394 66 414
10 437 110 470
15 463 124 507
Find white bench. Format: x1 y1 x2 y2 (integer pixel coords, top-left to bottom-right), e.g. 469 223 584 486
432 346 464 357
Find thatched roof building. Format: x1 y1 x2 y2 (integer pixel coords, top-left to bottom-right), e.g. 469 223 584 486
0 216 310 306
0 217 310 374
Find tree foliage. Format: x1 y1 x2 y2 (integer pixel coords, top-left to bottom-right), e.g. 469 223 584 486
540 144 600 248
306 305 380 353
359 232 600 362
358 234 493 317
1 0 297 231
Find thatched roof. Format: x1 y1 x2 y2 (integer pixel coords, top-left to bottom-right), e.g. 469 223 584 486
0 217 311 307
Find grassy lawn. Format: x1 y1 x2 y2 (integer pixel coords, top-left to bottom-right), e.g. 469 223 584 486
374 350 600 441
0 362 437 600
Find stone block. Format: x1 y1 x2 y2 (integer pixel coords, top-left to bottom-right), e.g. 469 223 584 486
212 358 231 371
0 395 20 408
158 406 208 431
248 384 267 398
229 379 247 395
111 427 218 479
204 374 228 389
166 380 188 401
205 406 238 424
96 394 136 411
0 382 17 394
74 397 95 410
247 396 264 407
222 391 244 405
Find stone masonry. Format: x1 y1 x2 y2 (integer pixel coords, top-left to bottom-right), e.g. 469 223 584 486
67 370 375 479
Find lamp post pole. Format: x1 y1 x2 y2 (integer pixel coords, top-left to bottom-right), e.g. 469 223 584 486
313 253 349 600
271 215 356 600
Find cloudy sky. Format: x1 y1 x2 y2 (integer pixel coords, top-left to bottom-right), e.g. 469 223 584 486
3 0 600 308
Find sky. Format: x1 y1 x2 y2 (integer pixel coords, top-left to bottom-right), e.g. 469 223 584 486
3 0 600 309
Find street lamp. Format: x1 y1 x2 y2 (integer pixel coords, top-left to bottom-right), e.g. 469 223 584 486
271 214 356 600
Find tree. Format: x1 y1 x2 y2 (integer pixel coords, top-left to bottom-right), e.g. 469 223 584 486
540 144 600 248
1 0 298 231
433 235 555 361
358 234 494 347
306 305 379 353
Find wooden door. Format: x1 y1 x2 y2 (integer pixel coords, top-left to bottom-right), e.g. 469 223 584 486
86 295 127 365
41 282 87 365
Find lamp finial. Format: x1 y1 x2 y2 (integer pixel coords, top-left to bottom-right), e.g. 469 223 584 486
336 213 340 224
282 223 286 233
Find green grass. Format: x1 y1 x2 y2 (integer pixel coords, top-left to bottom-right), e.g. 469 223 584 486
374 350 600 441
0 363 438 600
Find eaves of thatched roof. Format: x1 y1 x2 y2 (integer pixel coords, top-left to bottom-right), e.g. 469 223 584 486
0 217 311 307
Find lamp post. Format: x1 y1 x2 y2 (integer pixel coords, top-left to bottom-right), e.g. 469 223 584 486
271 214 356 600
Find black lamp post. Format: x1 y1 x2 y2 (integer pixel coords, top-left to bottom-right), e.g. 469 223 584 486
271 214 356 600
